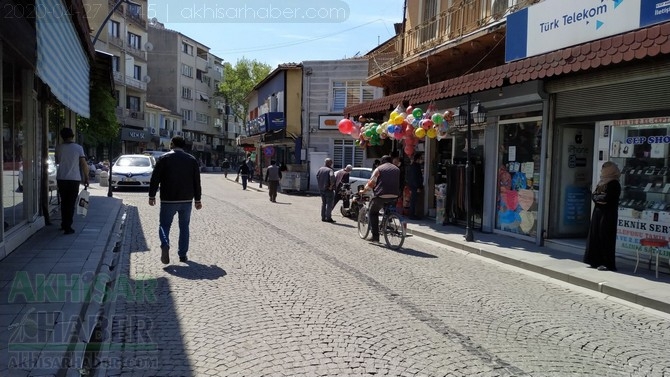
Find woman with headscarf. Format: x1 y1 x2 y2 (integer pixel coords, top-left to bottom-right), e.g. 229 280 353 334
584 161 621 271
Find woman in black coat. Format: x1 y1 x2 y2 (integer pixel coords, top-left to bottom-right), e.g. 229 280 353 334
584 161 621 271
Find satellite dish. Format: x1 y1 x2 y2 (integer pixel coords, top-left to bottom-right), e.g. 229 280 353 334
150 17 158 25
143 75 151 83
144 42 153 51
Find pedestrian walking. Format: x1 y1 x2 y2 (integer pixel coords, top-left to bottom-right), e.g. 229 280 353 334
221 158 230 178
316 158 336 223
584 161 621 271
55 127 89 235
264 160 282 202
148 136 203 264
407 153 424 219
237 160 250 190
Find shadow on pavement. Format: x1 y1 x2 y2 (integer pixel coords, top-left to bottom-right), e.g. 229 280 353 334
162 261 227 280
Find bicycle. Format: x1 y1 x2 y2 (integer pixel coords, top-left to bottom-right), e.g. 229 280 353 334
357 195 406 250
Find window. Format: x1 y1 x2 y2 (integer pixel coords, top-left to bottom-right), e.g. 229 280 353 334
127 32 141 49
196 112 209 124
126 96 140 111
333 139 363 169
181 86 192 99
108 20 120 38
182 109 192 120
114 90 120 107
133 65 141 80
182 42 193 55
420 0 438 43
181 64 193 77
332 81 375 113
111 56 120 72
127 2 141 18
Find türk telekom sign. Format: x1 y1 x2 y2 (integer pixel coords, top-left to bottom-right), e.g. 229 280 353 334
505 0 670 62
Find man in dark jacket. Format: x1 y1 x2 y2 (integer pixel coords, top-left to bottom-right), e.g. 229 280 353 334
149 136 203 264
264 160 282 202
360 155 400 242
316 158 336 223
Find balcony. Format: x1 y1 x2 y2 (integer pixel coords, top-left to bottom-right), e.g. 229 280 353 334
126 8 147 28
125 76 147 91
125 44 146 61
115 107 145 128
108 34 124 48
368 0 539 81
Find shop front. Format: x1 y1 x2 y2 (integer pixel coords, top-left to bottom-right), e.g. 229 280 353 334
120 127 152 154
600 117 670 261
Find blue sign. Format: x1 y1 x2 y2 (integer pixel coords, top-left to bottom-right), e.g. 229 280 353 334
506 0 670 62
247 112 285 135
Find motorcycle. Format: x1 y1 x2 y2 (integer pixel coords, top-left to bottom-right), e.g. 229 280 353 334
340 183 366 219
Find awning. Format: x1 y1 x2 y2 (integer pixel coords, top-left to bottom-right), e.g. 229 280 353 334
199 93 209 101
36 0 91 117
344 22 670 117
237 129 294 147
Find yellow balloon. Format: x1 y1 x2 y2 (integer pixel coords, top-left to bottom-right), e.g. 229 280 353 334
390 111 399 119
427 128 437 138
414 128 426 138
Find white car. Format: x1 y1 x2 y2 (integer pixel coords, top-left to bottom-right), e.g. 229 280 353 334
346 167 373 191
110 154 155 190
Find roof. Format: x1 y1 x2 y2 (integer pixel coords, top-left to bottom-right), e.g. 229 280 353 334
344 21 670 116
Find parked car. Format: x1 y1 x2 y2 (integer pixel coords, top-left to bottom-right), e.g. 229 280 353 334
110 154 155 190
347 167 373 191
17 151 57 192
143 150 168 159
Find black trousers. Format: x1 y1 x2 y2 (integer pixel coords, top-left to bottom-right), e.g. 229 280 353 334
57 180 81 231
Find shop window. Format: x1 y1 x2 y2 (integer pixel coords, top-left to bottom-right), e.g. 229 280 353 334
496 118 543 237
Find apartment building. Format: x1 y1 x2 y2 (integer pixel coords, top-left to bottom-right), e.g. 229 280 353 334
147 21 225 166
86 0 151 154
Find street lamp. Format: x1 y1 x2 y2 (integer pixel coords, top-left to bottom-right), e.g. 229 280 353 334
454 95 486 242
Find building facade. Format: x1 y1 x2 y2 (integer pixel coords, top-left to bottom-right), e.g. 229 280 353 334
1 0 106 260
344 0 670 265
145 102 182 150
86 0 151 153
302 59 384 192
147 22 225 166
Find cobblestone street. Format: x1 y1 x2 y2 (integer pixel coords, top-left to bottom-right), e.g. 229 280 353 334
103 175 670 377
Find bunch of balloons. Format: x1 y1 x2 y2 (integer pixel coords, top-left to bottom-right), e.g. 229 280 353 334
338 103 455 156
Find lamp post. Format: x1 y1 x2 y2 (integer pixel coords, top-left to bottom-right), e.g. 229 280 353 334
454 95 486 242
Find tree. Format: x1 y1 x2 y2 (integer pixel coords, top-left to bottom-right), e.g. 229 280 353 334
217 58 272 123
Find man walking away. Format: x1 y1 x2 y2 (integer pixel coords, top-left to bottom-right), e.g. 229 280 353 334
237 160 250 190
55 127 89 234
316 158 336 223
246 156 255 182
149 136 203 264
265 160 282 202
221 158 230 178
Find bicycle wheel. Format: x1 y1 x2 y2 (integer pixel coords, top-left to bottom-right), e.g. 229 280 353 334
357 206 370 239
383 213 405 250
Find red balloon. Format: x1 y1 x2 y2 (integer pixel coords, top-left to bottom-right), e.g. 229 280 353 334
338 119 354 134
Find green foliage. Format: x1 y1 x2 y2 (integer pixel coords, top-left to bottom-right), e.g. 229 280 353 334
76 81 119 145
217 58 272 122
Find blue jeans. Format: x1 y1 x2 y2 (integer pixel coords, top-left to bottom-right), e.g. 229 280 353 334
159 202 193 258
320 190 335 220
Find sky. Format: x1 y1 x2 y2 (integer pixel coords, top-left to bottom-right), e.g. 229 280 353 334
147 0 406 68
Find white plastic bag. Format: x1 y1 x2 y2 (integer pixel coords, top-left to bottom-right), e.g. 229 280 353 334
77 188 90 216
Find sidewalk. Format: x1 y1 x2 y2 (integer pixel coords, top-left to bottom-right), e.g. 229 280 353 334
1 179 669 376
0 186 124 377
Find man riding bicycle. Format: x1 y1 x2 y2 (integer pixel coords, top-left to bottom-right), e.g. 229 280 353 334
360 155 400 242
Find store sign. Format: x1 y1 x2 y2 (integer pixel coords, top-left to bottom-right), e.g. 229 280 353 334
506 0 670 62
247 112 286 135
121 128 151 142
319 115 341 130
617 215 670 258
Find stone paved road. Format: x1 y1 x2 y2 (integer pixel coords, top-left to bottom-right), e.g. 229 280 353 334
101 174 670 377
